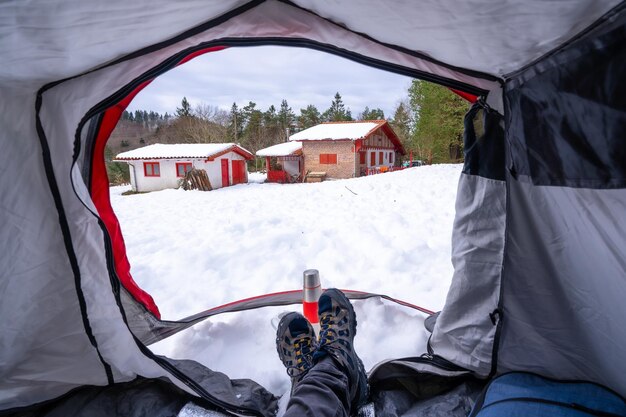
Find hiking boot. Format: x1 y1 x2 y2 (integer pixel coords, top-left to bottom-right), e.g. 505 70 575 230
276 312 317 387
314 288 369 410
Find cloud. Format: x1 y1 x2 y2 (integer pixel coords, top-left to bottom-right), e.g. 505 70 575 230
127 46 413 118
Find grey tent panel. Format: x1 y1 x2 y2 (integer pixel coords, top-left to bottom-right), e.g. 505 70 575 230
430 173 506 376
497 175 626 396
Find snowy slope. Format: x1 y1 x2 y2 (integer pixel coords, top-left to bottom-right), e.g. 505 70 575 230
110 164 462 397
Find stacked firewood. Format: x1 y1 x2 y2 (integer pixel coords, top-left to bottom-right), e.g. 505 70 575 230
181 168 212 191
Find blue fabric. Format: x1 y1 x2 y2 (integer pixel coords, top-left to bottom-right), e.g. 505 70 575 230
471 372 626 417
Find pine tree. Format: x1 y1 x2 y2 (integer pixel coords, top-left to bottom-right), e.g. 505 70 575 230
278 99 296 140
227 103 242 142
176 97 193 118
323 92 352 122
389 101 413 153
358 106 385 120
242 102 264 151
298 104 321 130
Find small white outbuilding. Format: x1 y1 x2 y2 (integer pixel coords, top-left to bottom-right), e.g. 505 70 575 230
115 143 254 192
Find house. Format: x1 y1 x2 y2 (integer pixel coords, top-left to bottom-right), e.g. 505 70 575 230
288 120 406 180
255 141 303 183
115 143 254 192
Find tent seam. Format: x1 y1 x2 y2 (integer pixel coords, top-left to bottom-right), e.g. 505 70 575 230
34 90 114 385
277 0 501 84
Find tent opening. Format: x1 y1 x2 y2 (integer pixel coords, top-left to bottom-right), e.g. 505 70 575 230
90 45 475 394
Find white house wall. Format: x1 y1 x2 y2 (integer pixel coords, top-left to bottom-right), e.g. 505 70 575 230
202 151 249 188
367 149 395 167
128 160 186 192
128 152 248 192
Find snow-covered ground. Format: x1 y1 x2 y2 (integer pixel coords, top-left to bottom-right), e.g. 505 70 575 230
110 164 462 398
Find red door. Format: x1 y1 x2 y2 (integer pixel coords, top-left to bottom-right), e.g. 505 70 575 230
221 159 230 187
231 160 246 185
370 152 376 166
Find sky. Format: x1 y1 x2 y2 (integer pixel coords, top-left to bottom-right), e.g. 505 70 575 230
126 45 414 119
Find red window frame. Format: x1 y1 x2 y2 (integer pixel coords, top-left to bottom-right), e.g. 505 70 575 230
319 153 338 164
143 161 160 177
176 162 193 177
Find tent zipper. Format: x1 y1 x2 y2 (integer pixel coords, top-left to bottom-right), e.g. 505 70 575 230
82 37 487 123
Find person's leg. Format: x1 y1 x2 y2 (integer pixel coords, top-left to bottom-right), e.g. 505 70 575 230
313 288 369 411
283 356 350 417
277 289 368 417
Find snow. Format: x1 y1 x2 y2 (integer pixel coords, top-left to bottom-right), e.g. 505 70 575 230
289 121 382 141
110 164 462 404
256 141 302 157
248 171 267 183
115 143 251 160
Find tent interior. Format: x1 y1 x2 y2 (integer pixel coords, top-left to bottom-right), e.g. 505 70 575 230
1 1 625 416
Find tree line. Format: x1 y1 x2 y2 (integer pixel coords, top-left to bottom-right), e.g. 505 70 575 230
150 92 389 155
109 82 469 183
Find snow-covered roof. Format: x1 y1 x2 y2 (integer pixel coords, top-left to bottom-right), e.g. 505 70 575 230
289 121 385 141
115 143 253 160
256 141 303 157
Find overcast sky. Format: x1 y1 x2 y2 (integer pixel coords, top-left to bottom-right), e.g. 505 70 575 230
126 46 413 119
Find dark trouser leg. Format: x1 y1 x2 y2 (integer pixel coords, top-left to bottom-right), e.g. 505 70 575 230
283 356 351 417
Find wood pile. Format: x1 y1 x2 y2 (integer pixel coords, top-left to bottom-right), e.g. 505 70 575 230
305 171 326 183
181 168 212 191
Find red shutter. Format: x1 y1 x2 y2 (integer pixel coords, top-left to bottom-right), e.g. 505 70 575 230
370 152 376 166
329 154 337 164
359 152 366 164
379 152 383 165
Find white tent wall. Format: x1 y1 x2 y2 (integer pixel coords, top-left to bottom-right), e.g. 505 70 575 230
0 85 194 412
0 88 114 406
0 1 251 85
1 1 620 86
290 0 623 77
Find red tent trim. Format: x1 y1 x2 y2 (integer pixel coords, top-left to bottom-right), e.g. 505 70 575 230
89 46 227 319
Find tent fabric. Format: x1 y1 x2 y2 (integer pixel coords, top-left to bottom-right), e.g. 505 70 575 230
493 8 626 397
289 0 623 77
1 0 626 414
1 0 621 85
430 100 507 376
505 8 626 189
498 177 626 394
127 289 434 347
5 371 274 417
430 173 506 376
